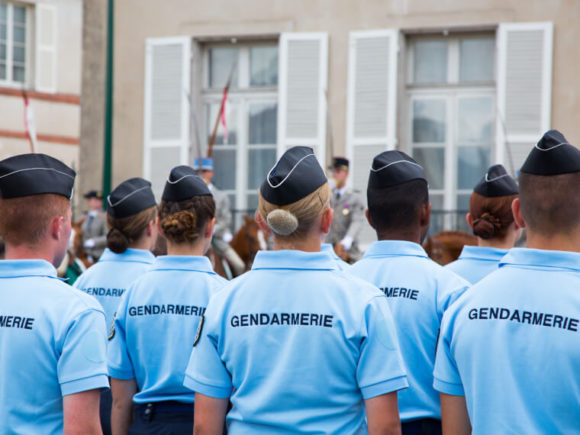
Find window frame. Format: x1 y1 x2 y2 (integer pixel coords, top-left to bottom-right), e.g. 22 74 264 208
0 1 30 87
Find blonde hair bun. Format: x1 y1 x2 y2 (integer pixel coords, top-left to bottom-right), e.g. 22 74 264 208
266 209 299 236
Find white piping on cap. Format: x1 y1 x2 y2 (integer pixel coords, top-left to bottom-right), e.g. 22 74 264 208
484 173 510 183
266 153 317 189
107 185 151 208
0 167 74 179
534 141 570 151
370 159 423 173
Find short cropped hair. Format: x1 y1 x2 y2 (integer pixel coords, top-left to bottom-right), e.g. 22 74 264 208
519 172 580 235
367 179 429 233
0 194 70 247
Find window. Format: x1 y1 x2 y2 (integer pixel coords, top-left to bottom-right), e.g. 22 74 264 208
406 34 495 233
0 1 28 84
203 42 278 223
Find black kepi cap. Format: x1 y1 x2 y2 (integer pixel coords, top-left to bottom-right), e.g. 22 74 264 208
107 178 156 218
0 153 75 199
520 130 580 175
84 190 103 200
261 146 327 206
473 164 518 197
162 165 211 201
368 150 426 189
329 156 349 170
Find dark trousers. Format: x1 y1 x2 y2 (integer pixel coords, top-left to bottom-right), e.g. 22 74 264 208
129 401 194 435
402 418 442 435
100 388 112 435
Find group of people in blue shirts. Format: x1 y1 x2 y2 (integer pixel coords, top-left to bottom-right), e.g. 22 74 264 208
0 128 579 435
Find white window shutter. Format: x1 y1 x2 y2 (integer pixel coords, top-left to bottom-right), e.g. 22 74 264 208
346 30 399 193
35 3 57 92
277 33 328 162
143 37 191 199
496 22 553 169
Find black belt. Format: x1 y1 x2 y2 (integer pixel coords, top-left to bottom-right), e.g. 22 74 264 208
134 400 194 419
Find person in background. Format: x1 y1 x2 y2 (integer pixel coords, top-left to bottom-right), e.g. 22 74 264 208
0 153 108 434
326 157 365 262
445 164 521 284
195 157 245 275
434 130 580 434
74 177 158 435
349 150 469 435
108 166 227 434
82 189 108 261
186 146 407 434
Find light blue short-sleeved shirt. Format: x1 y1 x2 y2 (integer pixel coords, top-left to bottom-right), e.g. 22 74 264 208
184 249 408 434
434 248 580 434
321 243 350 271
108 255 226 404
349 240 469 422
0 260 109 434
445 245 508 284
74 248 155 330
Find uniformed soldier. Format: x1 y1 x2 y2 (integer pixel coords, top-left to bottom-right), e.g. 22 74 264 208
445 164 521 284
0 153 108 434
195 157 245 275
185 146 408 433
108 166 227 434
326 157 365 261
434 130 580 433
74 178 158 435
82 189 108 261
349 150 469 435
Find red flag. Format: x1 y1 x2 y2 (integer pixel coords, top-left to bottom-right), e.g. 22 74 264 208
22 92 38 152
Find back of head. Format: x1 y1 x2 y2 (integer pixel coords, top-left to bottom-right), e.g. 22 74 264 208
106 178 157 253
518 130 580 236
159 165 215 244
469 164 519 240
0 153 75 250
366 150 429 235
259 146 329 241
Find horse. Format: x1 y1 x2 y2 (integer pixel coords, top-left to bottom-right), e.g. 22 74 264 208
58 219 95 283
423 230 478 266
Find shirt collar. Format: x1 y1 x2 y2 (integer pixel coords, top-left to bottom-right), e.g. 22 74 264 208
499 247 580 272
334 185 348 196
98 248 155 264
252 249 338 271
458 245 508 262
363 240 428 259
151 255 216 273
0 259 58 278
321 243 340 261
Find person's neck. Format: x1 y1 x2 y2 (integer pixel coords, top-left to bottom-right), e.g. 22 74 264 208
335 182 346 191
128 235 153 251
526 231 580 253
5 244 58 266
166 239 206 256
377 230 421 245
273 235 322 252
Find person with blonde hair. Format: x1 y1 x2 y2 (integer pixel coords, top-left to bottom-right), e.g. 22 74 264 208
108 166 227 434
445 164 520 284
185 146 408 434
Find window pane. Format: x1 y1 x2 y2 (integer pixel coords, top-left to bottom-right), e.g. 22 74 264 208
250 46 278 87
0 4 6 22
0 24 6 40
0 63 5 80
412 99 446 143
460 37 495 82
428 194 445 235
458 97 493 143
248 148 276 190
209 47 238 89
249 102 277 144
206 103 238 145
212 148 236 190
457 193 471 212
457 145 490 190
0 43 5 60
13 25 25 43
413 40 447 84
13 45 24 62
247 193 259 212
12 65 24 82
413 147 445 189
13 6 25 24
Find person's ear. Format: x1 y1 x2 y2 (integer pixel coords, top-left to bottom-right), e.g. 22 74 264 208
511 198 526 229
156 217 166 238
205 217 216 238
420 203 431 229
365 209 375 229
255 211 271 235
466 212 474 229
49 215 64 241
320 208 333 234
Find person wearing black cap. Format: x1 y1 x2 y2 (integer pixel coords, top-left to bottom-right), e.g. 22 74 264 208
108 166 227 434
0 153 108 434
445 164 521 284
73 178 158 435
325 156 365 261
434 130 580 434
185 146 408 433
349 150 469 435
82 189 107 261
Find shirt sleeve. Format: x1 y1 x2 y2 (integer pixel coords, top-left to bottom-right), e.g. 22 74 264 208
107 293 135 380
183 303 233 399
356 295 408 399
57 308 109 396
436 273 470 320
433 310 465 396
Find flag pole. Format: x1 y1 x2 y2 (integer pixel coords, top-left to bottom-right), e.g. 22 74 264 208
207 62 236 158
